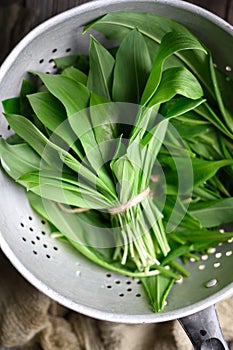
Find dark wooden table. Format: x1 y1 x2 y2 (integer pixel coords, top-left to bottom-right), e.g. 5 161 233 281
0 0 232 64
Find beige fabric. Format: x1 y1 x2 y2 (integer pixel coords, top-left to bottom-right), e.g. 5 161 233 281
0 252 232 350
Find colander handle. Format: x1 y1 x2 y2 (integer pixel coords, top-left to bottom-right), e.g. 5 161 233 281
179 305 229 350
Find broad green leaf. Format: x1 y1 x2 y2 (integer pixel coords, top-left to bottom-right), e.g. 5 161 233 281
89 93 123 160
174 227 233 242
190 198 233 228
85 12 217 104
163 195 201 232
4 113 114 198
87 35 115 99
0 139 41 180
195 102 233 139
2 97 21 115
54 54 89 73
4 113 61 166
19 171 109 209
148 66 203 107
162 97 205 120
164 157 233 192
32 72 90 117
19 79 36 119
170 113 211 139
112 29 152 103
83 11 192 63
141 274 175 312
27 92 85 160
33 72 117 196
141 31 207 106
62 66 87 85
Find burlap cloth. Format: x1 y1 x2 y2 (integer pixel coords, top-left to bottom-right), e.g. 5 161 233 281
0 251 233 350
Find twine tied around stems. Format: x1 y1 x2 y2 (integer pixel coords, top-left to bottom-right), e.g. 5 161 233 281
108 187 151 215
57 187 151 215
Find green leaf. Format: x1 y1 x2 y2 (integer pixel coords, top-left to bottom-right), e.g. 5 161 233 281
190 198 233 228
19 171 109 209
32 73 116 196
87 35 115 99
110 155 136 203
54 54 89 74
4 113 61 166
141 31 207 106
32 72 90 117
0 139 41 180
4 113 114 198
148 66 203 107
112 28 151 103
164 157 233 192
163 195 201 232
85 11 218 103
62 66 87 85
2 97 21 115
27 92 84 160
141 274 175 312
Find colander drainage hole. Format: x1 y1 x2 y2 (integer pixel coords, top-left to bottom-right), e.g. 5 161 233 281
66 48 72 52
52 48 57 53
39 59 44 64
106 273 111 278
41 220 46 225
200 330 207 337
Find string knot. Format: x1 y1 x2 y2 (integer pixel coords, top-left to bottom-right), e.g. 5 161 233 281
108 187 151 215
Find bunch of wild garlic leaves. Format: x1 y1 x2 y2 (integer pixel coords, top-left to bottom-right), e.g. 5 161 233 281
1 11 233 312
